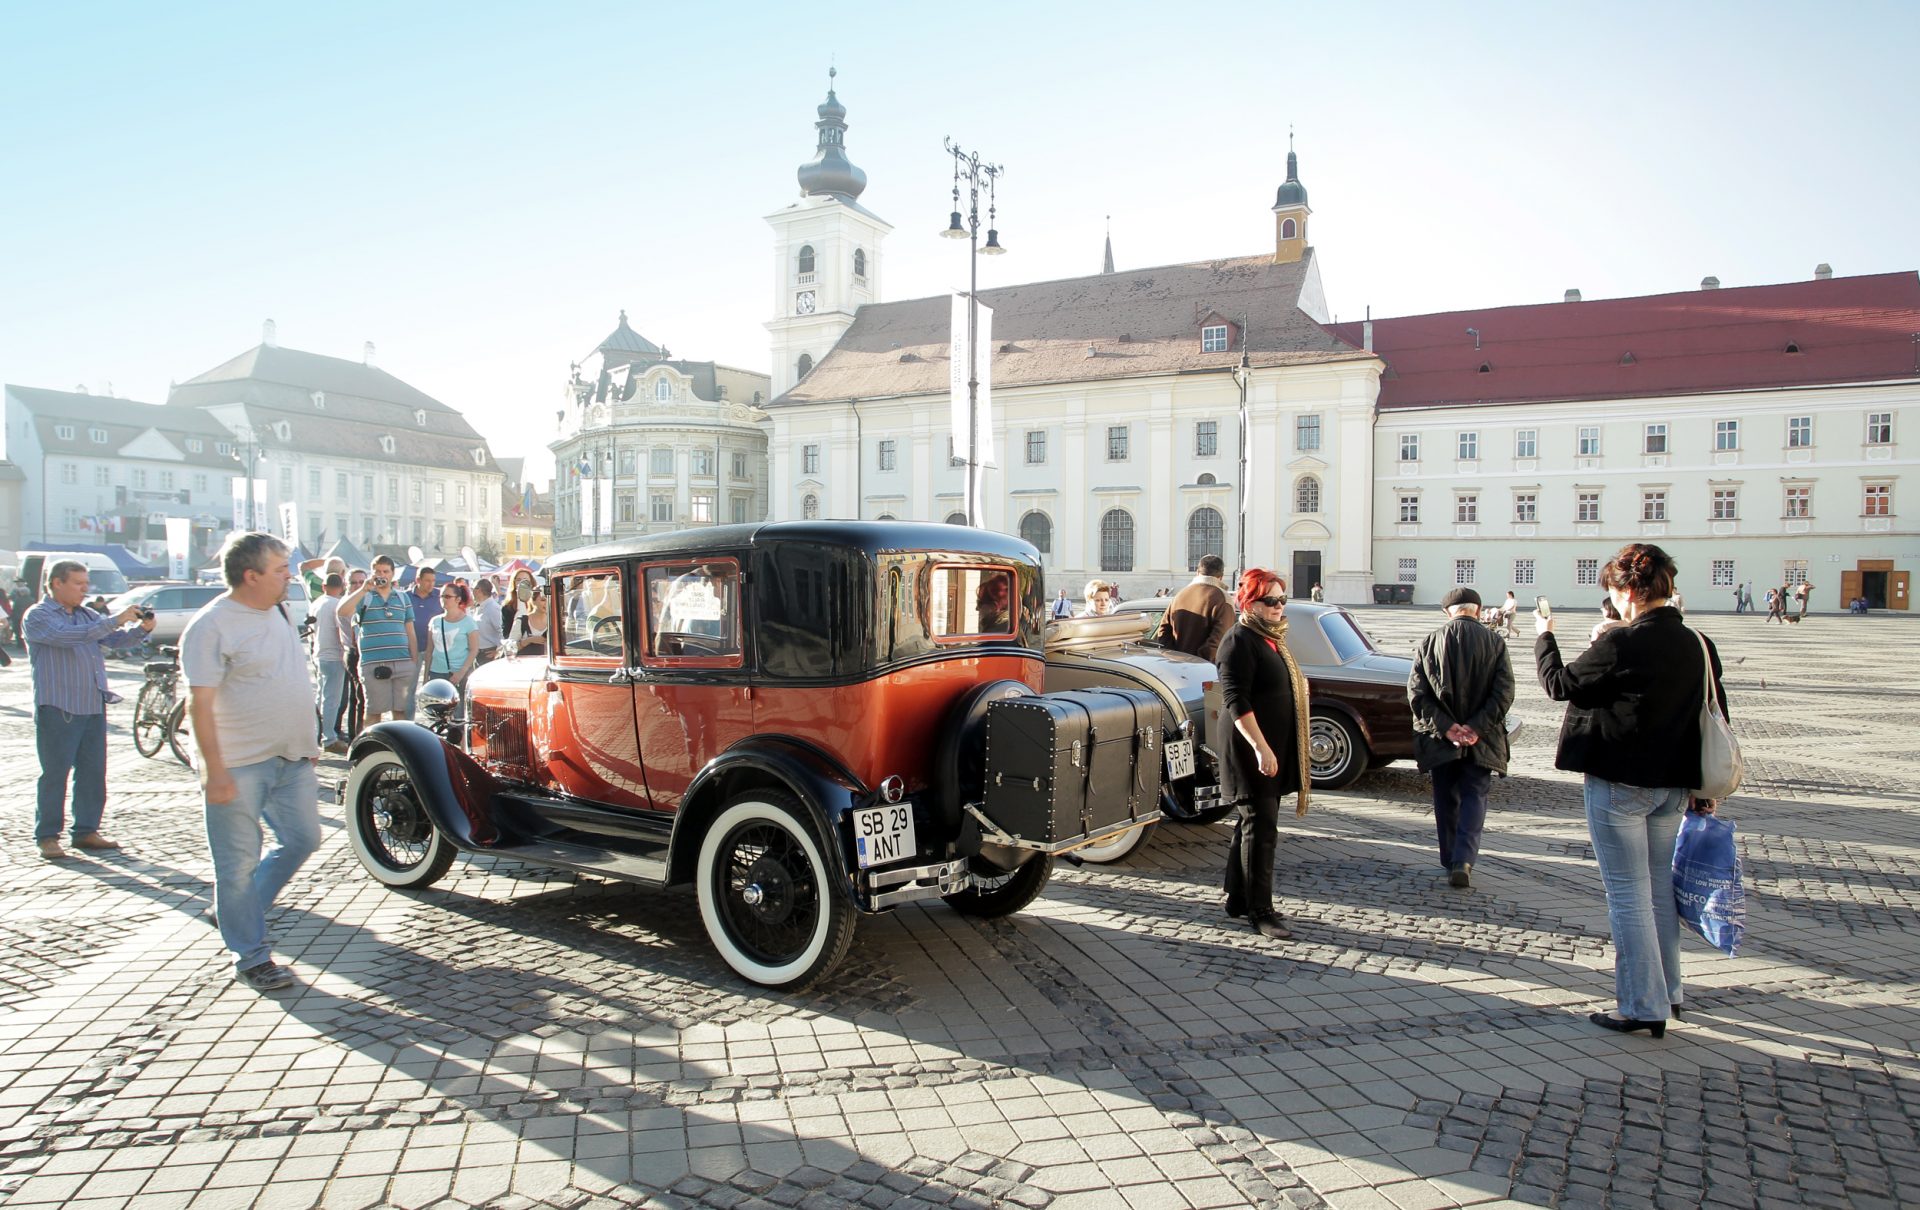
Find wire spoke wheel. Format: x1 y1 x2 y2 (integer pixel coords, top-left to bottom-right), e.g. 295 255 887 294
695 792 854 991
714 820 820 968
344 750 456 889
132 681 169 757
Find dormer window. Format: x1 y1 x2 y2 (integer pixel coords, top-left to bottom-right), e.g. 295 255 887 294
54 424 75 440
216 441 232 456
89 427 108 443
471 448 487 466
655 379 671 402
311 390 326 409
273 421 291 440
186 438 203 452
414 409 426 427
1201 325 1229 353
379 434 396 455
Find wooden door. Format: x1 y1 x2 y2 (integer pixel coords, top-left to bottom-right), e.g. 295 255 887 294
1893 571 1911 611
1840 571 1863 607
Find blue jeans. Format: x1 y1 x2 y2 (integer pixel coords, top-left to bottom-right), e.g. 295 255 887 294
36 707 107 841
1432 761 1492 869
315 659 347 743
205 757 322 972
1584 775 1688 1020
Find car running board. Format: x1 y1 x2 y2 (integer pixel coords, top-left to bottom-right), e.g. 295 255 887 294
465 834 668 885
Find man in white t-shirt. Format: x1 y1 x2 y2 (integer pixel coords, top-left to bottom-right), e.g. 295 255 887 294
181 532 321 993
311 573 350 754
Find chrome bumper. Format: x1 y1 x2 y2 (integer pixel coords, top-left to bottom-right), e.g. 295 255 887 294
862 857 971 910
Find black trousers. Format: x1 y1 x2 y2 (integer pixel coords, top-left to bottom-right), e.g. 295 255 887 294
1223 789 1282 920
337 649 363 738
1432 761 1492 869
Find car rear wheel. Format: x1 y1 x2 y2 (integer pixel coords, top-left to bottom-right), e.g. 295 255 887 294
944 854 1053 917
345 750 457 889
697 791 855 991
1308 709 1369 790
1073 822 1152 864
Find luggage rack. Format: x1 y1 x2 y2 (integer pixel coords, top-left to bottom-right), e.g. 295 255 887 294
962 802 1157 856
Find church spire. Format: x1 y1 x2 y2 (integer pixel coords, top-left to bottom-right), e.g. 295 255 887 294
1271 130 1310 264
1102 215 1114 274
796 66 868 201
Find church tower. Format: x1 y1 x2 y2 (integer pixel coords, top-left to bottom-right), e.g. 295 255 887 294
766 71 892 397
1271 138 1310 265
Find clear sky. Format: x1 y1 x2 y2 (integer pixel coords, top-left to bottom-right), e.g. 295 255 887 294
4 1 1916 485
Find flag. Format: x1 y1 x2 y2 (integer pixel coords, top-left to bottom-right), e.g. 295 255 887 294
578 456 592 478
519 483 534 516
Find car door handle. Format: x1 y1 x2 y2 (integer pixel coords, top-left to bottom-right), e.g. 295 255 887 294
608 668 634 685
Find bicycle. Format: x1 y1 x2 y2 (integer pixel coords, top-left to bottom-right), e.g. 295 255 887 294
132 646 193 768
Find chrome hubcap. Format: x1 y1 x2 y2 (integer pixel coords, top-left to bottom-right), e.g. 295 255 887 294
741 884 765 907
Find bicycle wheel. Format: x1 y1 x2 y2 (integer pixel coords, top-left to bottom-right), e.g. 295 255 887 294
166 701 194 769
132 682 167 758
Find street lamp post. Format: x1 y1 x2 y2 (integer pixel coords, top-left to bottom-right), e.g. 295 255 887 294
1232 346 1251 583
940 138 1005 528
229 425 262 531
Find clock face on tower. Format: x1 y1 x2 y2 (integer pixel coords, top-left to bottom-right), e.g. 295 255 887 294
795 290 817 315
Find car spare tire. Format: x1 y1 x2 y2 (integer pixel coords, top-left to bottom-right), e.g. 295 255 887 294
930 678 1032 841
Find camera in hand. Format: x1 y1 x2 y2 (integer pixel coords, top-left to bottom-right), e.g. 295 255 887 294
139 608 156 621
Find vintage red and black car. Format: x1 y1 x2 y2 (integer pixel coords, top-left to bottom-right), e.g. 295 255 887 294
340 521 1168 990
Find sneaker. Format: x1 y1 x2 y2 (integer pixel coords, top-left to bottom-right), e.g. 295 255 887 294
73 833 122 851
238 962 295 992
323 739 350 755
1449 863 1473 889
36 838 69 861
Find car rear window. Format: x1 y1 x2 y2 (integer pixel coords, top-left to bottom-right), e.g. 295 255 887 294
1318 611 1373 663
928 566 1014 638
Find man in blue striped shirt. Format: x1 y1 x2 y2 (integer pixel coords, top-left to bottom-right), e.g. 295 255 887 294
24 560 155 860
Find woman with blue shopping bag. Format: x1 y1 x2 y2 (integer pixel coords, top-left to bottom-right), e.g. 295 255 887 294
1535 544 1729 1039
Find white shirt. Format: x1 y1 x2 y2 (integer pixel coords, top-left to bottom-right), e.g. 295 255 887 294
473 596 503 651
180 596 320 767
312 594 346 662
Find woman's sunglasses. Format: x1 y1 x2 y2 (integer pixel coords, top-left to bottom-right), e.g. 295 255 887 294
1259 594 1288 607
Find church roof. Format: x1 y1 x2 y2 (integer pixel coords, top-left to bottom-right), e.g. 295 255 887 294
770 250 1367 406
1329 270 1920 410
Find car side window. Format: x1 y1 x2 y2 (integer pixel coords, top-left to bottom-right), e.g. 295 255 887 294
189 587 222 607
151 589 183 610
554 570 625 660
643 561 741 663
927 565 1014 639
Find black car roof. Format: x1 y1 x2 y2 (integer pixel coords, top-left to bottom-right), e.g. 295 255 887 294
543 520 1040 572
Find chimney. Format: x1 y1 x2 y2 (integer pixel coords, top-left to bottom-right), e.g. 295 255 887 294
1814 263 1833 281
363 341 377 367
75 383 88 394
1362 320 1374 352
1700 276 1721 290
1564 288 1582 303
262 318 278 347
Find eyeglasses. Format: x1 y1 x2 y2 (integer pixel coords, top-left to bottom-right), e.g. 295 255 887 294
1259 594 1288 607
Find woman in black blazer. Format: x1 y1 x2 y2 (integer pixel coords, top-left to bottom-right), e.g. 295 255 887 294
1536 543 1728 1039
1215 568 1312 939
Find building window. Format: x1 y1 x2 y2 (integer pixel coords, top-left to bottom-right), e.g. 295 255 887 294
1864 483 1891 516
1783 484 1810 518
1281 217 1297 239
216 441 231 456
1576 558 1600 586
691 493 714 523
308 468 322 495
797 245 815 276
1019 510 1052 554
1867 412 1893 445
1578 427 1601 456
1783 559 1808 587
649 378 668 403
1195 420 1218 458
1296 415 1321 451
1513 492 1537 523
1644 423 1667 454
95 466 110 486
1514 429 1537 459
731 496 749 524
945 512 967 526
1715 419 1740 451
159 470 175 491
801 493 820 520
1455 493 1478 523
1025 430 1047 465
410 480 422 508
796 353 813 379
89 427 108 443
1187 506 1224 566
869 439 894 472
731 452 748 479
1397 557 1418 584
193 473 207 492
618 448 637 477
1399 433 1420 462
1576 492 1600 522
54 424 75 440
1099 509 1135 572
1711 560 1735 587
853 248 867 279
362 517 375 542
1106 426 1130 461
1295 475 1321 514
651 447 674 476
1454 559 1476 586
802 444 820 475
617 492 636 524
1788 416 1812 448
362 475 374 502
1397 494 1420 524
1457 431 1479 461
1712 488 1739 520
387 478 399 506
414 410 426 427
650 494 672 522
185 438 203 453
59 462 77 485
132 468 147 488
1642 491 1667 522
434 482 446 506
691 451 713 477
1513 558 1535 586
1201 325 1229 353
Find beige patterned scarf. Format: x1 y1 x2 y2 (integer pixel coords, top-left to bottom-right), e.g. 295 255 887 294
1238 611 1313 817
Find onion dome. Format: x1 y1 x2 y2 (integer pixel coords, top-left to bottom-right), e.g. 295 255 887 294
796 67 868 201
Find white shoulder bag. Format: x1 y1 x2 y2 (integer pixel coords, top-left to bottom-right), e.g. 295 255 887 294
1691 629 1743 800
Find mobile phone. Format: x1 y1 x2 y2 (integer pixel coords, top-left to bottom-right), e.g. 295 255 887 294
1535 596 1552 619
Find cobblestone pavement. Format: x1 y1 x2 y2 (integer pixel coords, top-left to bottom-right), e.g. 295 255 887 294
1 607 1917 1209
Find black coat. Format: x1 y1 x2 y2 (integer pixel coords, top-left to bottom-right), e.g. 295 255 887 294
1409 616 1515 774
1215 623 1302 805
1534 606 1729 789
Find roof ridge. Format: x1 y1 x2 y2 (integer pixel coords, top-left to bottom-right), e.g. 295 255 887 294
867 249 1309 310
1353 269 1920 325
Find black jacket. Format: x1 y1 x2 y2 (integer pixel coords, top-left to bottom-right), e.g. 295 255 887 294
1215 623 1302 804
1409 616 1515 775
1535 606 1729 789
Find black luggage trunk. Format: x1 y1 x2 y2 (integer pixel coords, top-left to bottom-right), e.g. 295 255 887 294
981 689 1163 848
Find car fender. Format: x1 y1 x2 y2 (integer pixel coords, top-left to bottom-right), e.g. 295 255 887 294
666 737 863 903
1309 694 1375 749
347 722 507 850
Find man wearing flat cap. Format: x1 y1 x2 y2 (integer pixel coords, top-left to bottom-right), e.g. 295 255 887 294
1407 587 1514 887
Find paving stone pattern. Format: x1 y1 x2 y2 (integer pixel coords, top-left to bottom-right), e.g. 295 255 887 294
0 608 1917 1209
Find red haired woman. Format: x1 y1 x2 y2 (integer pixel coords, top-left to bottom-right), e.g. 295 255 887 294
1215 568 1312 938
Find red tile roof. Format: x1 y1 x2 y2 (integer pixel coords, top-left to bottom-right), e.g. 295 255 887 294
1328 271 1920 411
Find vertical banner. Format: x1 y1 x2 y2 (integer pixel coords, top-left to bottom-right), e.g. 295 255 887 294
165 517 191 581
232 479 247 530
278 502 299 546
949 292 969 468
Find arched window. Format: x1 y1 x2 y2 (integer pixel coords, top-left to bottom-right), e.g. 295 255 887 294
853 248 867 278
1187 506 1224 567
1197 472 1216 486
797 353 813 379
654 378 671 402
802 493 820 520
797 245 815 275
1019 510 1052 554
1295 474 1321 514
1099 509 1135 573
944 511 967 526
875 512 896 521
1281 218 1297 239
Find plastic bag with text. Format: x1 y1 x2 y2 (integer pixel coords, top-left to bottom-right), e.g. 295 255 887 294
1673 811 1745 957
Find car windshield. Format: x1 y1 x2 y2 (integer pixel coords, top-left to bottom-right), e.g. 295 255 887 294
1318 611 1374 663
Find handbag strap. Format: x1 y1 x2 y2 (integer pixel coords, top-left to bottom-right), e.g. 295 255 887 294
1690 628 1725 721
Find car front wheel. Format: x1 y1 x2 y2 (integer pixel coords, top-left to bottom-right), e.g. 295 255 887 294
697 791 855 992
345 750 457 889
1308 709 1369 790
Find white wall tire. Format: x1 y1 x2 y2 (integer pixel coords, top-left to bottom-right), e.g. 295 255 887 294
345 750 457 889
1073 822 1152 864
696 791 855 991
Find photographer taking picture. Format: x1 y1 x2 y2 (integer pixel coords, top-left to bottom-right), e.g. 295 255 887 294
339 554 417 724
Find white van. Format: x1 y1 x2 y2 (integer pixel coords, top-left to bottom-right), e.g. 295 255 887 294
19 552 131 598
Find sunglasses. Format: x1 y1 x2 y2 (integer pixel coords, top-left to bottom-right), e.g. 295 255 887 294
1259 594 1288 607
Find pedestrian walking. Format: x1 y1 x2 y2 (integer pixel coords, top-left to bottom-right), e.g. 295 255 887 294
427 581 479 692
1216 569 1311 939
310 573 350 754
1535 543 1727 1038
340 556 418 724
1731 584 1744 614
1154 554 1235 661
24 559 156 859
1794 582 1812 621
471 577 503 668
1408 588 1514 888
181 532 321 993
1049 589 1074 620
1764 587 1784 624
